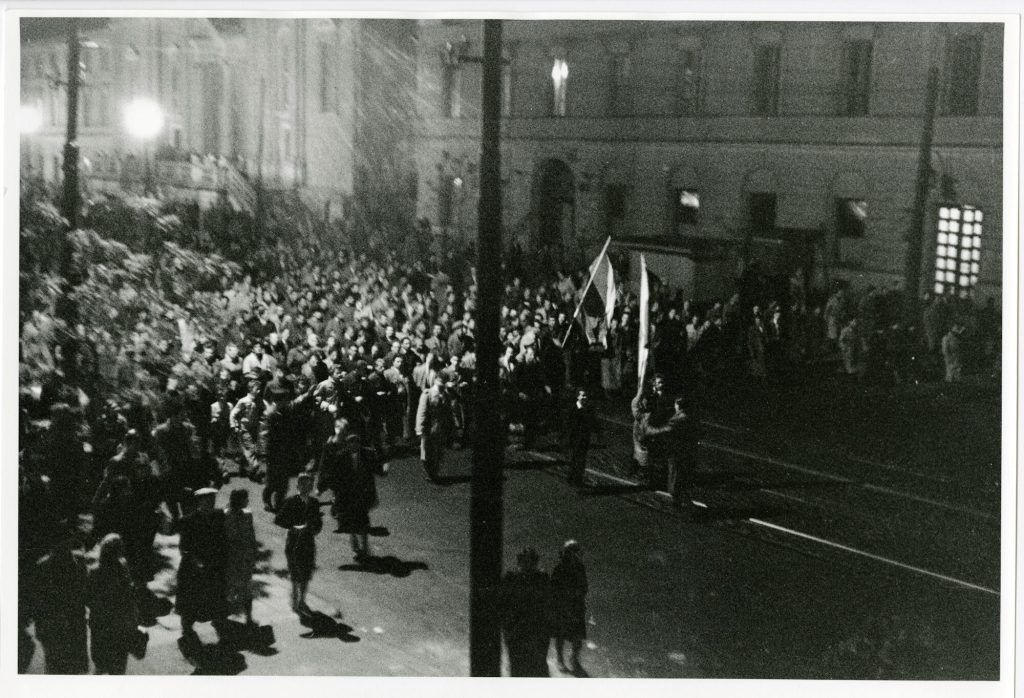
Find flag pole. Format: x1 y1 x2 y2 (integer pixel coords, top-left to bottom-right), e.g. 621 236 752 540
561 237 612 346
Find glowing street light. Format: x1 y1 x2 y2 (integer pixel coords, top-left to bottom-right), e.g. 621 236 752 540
123 98 164 195
123 97 165 139
20 103 43 135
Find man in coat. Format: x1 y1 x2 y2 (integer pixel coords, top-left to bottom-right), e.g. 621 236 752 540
416 373 451 483
176 488 228 645
230 380 266 482
565 388 599 488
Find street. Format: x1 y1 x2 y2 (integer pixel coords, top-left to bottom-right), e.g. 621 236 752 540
23 401 1001 678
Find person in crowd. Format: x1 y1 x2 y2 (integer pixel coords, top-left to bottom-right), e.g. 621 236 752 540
230 380 267 483
274 473 323 616
176 487 228 644
86 533 141 675
416 373 452 483
839 317 864 379
500 547 552 677
550 540 588 675
565 388 599 488
663 395 703 510
942 322 965 383
223 488 258 627
151 399 200 523
263 380 315 513
318 416 377 563
28 532 89 674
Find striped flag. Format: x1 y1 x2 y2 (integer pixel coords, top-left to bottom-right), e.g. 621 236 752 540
638 253 650 383
564 237 617 346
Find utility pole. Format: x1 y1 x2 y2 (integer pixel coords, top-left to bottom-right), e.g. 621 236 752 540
902 64 939 327
470 18 504 677
56 17 82 379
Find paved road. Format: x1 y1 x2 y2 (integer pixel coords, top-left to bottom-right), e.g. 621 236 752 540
23 427 1001 678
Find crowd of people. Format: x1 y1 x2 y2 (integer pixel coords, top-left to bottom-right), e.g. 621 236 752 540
18 213 1001 675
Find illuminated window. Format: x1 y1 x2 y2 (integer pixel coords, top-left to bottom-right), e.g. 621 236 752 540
673 188 700 228
551 58 569 117
836 198 867 237
933 204 983 297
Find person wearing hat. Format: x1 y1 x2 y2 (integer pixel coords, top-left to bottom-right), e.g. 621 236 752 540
176 486 228 646
499 547 552 677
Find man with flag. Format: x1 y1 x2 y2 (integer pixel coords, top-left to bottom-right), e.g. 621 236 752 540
563 238 617 352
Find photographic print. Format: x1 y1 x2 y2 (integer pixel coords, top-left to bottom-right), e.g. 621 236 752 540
8 3 1015 689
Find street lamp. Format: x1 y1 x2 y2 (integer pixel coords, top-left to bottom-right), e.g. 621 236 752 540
123 97 164 195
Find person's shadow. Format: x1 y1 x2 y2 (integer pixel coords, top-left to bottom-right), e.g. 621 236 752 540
337 555 429 578
178 633 248 675
299 610 360 643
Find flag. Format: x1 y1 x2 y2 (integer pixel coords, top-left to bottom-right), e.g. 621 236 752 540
638 253 650 383
564 238 617 346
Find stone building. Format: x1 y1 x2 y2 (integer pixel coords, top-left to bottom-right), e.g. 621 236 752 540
413 19 1003 300
20 18 1004 300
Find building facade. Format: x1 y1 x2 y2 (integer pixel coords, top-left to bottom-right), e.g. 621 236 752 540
413 20 1003 300
21 18 1004 300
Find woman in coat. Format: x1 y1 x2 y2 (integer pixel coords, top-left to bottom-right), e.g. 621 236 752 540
86 534 140 675
319 417 377 563
223 488 258 626
550 540 589 674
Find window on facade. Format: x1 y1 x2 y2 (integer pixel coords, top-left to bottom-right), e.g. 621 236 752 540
609 53 632 116
747 192 777 235
442 65 462 118
551 58 569 117
81 88 92 127
677 48 702 116
438 174 456 228
836 198 867 237
943 34 982 116
319 42 332 113
934 204 983 297
280 37 293 110
842 40 872 116
605 184 628 221
673 188 700 228
753 44 781 116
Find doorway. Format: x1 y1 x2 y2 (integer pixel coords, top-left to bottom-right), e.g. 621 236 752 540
533 158 576 272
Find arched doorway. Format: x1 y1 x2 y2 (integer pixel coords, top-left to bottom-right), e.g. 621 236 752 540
532 159 576 272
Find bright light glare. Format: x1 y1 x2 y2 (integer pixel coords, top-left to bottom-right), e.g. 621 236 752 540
551 59 569 81
123 98 164 139
20 104 42 134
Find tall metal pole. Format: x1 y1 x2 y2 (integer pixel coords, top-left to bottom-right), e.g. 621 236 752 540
470 18 504 677
902 64 939 327
56 17 82 379
60 17 81 229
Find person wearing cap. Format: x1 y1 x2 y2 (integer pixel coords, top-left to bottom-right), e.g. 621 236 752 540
551 540 588 674
274 473 323 616
499 547 552 677
176 487 228 644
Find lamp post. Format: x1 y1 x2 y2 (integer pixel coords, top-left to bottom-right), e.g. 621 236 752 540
123 97 164 196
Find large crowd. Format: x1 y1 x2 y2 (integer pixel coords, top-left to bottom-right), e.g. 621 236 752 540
18 213 1001 675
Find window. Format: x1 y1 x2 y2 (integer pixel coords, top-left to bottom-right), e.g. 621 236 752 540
319 42 332 112
551 58 569 117
605 184 628 221
674 188 700 228
442 64 462 118
747 192 777 235
438 174 457 228
934 204 983 297
842 40 872 116
98 87 110 126
677 48 702 116
753 44 781 116
171 62 181 111
81 88 92 127
279 35 293 110
608 53 632 116
943 34 982 116
836 198 867 237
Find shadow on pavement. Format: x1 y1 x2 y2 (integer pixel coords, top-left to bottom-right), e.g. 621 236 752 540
368 526 391 537
299 610 360 642
217 619 280 657
338 555 429 578
506 459 557 471
179 634 248 675
581 483 647 497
